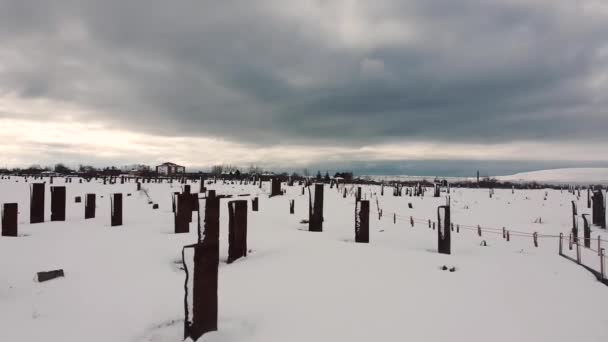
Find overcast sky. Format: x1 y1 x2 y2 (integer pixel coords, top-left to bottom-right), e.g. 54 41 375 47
1 0 607 175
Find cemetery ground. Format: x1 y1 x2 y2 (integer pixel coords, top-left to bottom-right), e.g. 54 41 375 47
1 175 608 342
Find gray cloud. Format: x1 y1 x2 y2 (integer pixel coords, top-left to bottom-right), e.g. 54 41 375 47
1 0 607 147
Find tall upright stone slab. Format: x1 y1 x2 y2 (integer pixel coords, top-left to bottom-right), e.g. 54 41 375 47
111 193 123 227
309 183 324 232
30 183 45 223
1 203 18 237
355 200 369 243
227 200 248 263
437 205 451 255
270 178 282 197
85 194 96 219
50 186 66 222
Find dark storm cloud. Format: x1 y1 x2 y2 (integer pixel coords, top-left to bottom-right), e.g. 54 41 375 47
1 0 607 146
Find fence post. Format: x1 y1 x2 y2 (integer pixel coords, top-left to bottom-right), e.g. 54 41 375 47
576 242 581 264
533 232 538 248
289 200 295 214
251 197 259 212
477 225 482 237
1 203 18 237
355 200 370 243
227 200 248 263
600 248 605 280
559 233 563 255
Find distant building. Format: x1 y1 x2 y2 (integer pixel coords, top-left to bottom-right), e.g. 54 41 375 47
156 162 185 176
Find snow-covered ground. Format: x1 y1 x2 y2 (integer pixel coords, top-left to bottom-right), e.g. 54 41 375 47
1 177 607 342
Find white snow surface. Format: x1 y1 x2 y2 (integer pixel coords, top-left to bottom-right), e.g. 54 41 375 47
0 177 607 342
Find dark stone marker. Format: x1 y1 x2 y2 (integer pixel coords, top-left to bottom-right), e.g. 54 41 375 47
270 178 282 197
37 269 64 282
2 203 18 237
582 214 591 248
355 200 370 243
191 193 200 211
309 184 324 232
437 205 451 255
227 200 248 264
50 186 66 222
85 194 96 219
251 197 259 212
30 183 45 224
175 193 192 234
289 199 295 214
111 193 123 227
182 241 218 341
592 191 606 228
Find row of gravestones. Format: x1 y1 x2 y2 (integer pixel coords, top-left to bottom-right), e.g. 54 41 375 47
1 183 124 237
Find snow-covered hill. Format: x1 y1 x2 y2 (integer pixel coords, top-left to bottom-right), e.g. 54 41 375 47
497 168 608 184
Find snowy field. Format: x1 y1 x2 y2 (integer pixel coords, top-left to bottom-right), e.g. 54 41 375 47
1 176 608 342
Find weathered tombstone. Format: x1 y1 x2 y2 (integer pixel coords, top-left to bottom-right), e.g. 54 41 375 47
582 214 591 248
309 184 324 232
30 183 45 223
191 193 200 211
437 205 451 254
172 191 180 213
182 192 220 339
270 178 282 197
592 190 606 228
85 194 96 219
111 193 123 227
182 240 218 340
1 203 18 237
50 186 66 221
37 269 64 282
355 200 369 243
175 193 192 233
227 200 248 263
